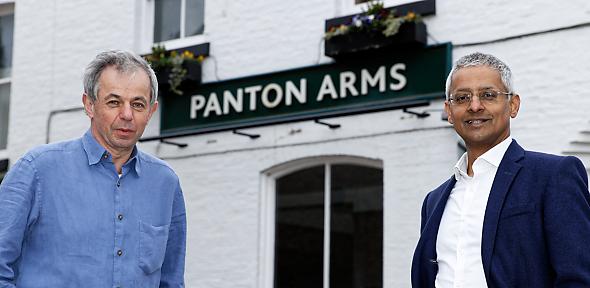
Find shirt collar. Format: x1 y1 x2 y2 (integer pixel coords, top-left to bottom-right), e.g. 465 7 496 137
478 136 513 168
81 130 142 175
453 136 513 180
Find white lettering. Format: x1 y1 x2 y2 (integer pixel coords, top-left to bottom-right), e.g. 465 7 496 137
190 95 206 119
203 92 222 118
245 85 262 111
316 75 338 101
389 63 407 91
361 66 386 94
285 79 307 106
261 83 283 108
339 71 359 98
223 89 244 114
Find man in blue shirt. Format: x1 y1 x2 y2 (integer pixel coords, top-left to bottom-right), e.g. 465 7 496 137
0 50 186 287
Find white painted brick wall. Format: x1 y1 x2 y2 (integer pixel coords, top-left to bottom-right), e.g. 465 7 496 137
6 0 590 287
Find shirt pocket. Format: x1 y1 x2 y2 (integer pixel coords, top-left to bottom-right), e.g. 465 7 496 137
138 221 170 274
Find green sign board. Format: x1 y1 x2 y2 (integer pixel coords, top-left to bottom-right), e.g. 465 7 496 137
156 43 452 138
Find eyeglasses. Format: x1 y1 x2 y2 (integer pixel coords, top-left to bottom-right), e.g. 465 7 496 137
449 90 513 106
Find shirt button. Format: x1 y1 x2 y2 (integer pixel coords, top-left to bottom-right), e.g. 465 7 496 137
117 214 123 221
117 249 123 256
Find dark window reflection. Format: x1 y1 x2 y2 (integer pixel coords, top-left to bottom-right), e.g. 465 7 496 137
275 165 324 288
185 0 205 36
330 164 383 288
154 0 181 42
0 83 10 149
0 12 13 79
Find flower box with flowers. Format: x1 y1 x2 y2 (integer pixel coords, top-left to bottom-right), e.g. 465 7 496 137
324 1 426 59
144 45 206 96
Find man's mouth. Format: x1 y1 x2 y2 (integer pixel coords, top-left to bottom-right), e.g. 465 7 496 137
465 119 490 125
117 128 135 133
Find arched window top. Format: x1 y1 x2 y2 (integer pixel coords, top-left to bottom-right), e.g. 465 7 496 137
263 155 383 180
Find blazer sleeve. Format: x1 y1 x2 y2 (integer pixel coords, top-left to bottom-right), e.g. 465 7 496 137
544 156 590 286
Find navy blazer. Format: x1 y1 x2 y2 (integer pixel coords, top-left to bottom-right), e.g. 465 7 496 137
411 140 590 287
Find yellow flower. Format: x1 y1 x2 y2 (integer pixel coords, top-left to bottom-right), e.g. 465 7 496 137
182 50 194 59
196 55 205 63
405 12 416 21
170 50 178 57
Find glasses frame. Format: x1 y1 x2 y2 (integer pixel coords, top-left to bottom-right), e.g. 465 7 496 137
448 90 513 106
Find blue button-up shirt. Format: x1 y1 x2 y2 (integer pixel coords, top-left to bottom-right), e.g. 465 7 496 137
0 131 186 287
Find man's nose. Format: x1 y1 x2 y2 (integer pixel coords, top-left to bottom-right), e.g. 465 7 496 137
119 104 133 120
468 95 485 112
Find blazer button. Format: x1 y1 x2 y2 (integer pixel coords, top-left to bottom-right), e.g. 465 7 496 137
117 249 123 256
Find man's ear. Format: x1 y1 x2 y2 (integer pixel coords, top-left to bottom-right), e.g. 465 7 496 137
510 94 520 118
444 100 454 124
82 93 94 118
148 100 158 120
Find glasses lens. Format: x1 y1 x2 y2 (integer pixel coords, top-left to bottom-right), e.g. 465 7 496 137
451 92 470 105
479 90 499 102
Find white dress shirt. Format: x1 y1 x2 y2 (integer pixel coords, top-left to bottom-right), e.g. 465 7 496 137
435 137 513 288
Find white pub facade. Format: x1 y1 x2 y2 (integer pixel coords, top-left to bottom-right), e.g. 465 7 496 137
1 1 590 287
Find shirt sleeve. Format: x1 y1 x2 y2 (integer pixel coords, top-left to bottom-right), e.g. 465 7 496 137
0 158 40 287
544 156 590 286
159 180 186 288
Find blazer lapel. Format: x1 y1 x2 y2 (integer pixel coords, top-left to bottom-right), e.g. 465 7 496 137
420 178 456 260
413 177 456 287
481 140 524 278
422 177 456 238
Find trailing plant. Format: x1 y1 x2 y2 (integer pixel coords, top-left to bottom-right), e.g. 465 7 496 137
144 45 205 95
325 0 421 40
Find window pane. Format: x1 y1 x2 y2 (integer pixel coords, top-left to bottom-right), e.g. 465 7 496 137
0 13 13 78
0 83 10 149
275 165 325 288
154 0 181 42
185 0 204 37
330 164 383 288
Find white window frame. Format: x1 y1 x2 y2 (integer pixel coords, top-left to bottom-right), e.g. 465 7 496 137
136 0 207 54
339 0 422 16
258 155 383 288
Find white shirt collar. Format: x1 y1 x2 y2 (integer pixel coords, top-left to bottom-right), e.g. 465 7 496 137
453 136 513 180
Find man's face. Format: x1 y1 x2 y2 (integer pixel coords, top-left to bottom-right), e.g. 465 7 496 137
444 66 520 152
83 66 157 155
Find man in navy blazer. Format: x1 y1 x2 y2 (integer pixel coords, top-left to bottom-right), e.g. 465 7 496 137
411 52 590 287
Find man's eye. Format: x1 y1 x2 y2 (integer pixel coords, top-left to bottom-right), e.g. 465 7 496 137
107 100 119 106
132 103 146 109
481 91 497 100
454 94 470 103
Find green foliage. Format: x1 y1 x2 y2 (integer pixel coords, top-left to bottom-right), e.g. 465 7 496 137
325 0 421 40
144 45 205 95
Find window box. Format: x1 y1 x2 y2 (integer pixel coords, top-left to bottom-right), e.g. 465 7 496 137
155 59 202 94
145 43 209 96
325 21 427 59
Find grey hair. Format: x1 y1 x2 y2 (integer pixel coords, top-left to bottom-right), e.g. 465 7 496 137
445 52 514 100
83 50 158 104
